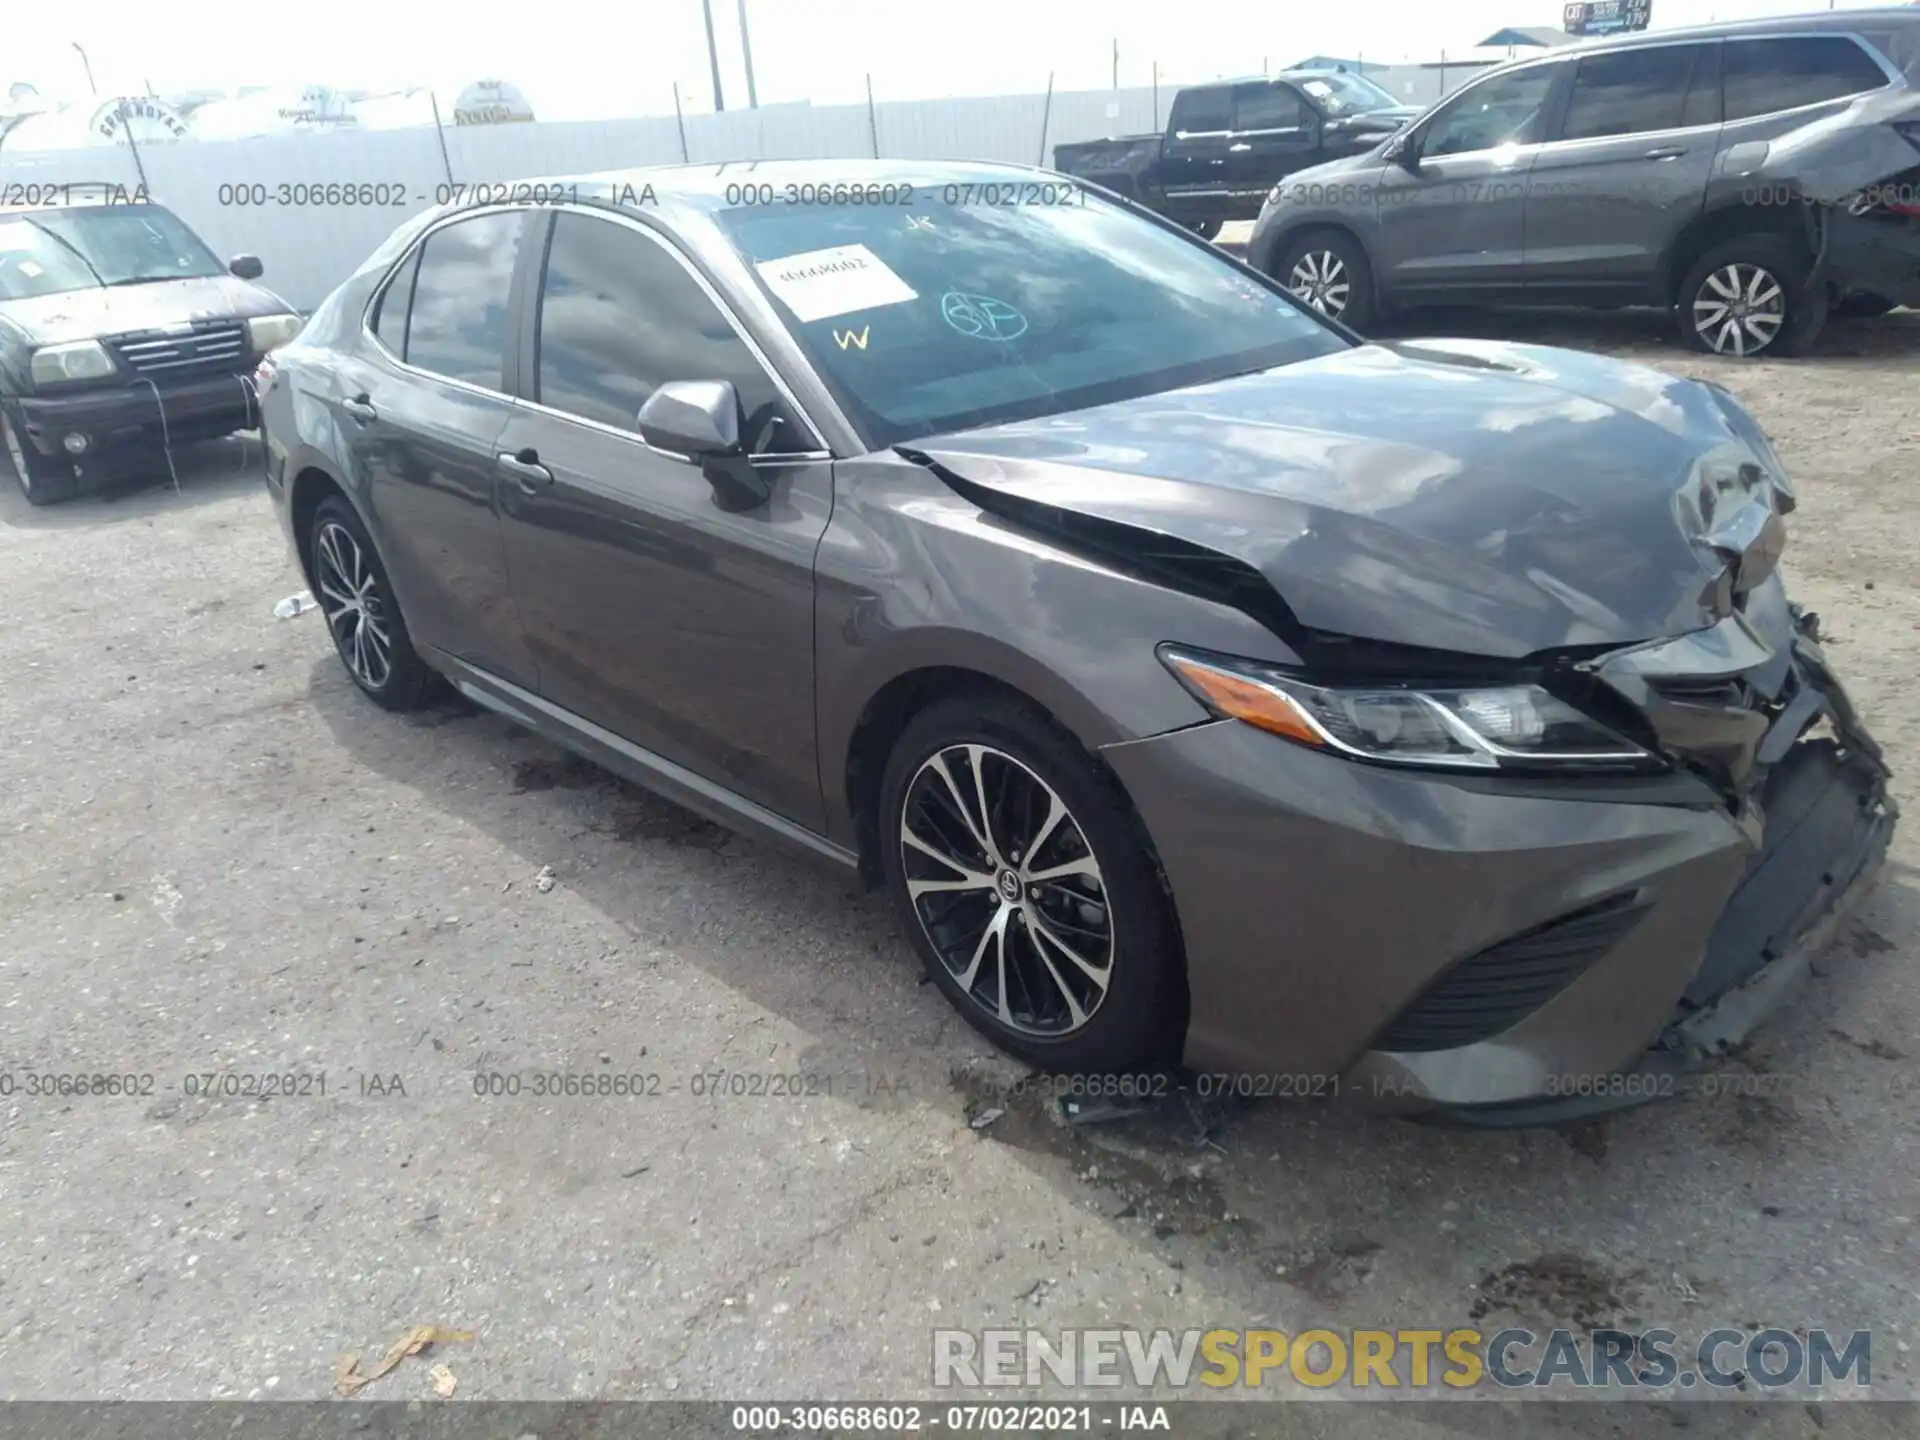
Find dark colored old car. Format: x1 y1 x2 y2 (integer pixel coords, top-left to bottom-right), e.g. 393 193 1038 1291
258 160 1893 1120
0 186 302 503
1055 72 1419 238
1249 9 1920 356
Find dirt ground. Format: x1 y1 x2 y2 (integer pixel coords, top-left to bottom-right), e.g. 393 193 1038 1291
1 304 1917 1434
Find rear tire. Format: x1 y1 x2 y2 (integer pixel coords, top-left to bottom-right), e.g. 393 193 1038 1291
1276 228 1376 331
878 694 1184 1075
1677 236 1826 357
1 405 79 506
308 495 437 711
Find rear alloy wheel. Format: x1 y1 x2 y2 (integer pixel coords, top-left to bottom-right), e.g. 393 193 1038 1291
308 495 436 710
1 407 78 506
1679 236 1826 358
879 695 1184 1073
1277 229 1375 330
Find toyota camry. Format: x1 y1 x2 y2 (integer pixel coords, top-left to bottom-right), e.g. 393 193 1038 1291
255 160 1895 1121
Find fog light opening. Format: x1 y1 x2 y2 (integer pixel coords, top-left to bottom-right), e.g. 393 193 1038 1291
62 432 90 455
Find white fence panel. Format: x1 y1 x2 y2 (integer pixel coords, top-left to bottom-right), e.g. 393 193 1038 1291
1 83 1262 309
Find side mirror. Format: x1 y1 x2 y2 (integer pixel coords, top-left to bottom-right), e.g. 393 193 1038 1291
638 380 744 458
637 379 769 511
1384 133 1419 170
228 254 265 280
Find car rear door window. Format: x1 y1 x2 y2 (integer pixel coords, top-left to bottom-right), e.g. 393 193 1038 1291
369 245 420 352
1170 86 1231 134
1421 65 1560 157
1233 83 1309 132
1723 36 1888 121
533 211 809 453
1560 43 1711 139
403 211 524 390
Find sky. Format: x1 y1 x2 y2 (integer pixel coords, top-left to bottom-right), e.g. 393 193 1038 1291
7 0 1911 121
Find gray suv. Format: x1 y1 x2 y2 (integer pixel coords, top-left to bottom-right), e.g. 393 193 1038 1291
1248 10 1920 356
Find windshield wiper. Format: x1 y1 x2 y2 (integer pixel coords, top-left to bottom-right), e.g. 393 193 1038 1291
18 217 109 289
106 274 198 287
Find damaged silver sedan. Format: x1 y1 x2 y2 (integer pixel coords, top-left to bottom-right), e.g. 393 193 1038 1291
257 160 1895 1122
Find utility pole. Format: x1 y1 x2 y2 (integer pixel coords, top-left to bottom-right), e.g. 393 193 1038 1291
701 0 726 112
737 0 760 107
1112 38 1119 89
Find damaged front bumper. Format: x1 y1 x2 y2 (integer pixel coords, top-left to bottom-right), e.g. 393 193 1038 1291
1360 618 1898 1125
1105 593 1896 1124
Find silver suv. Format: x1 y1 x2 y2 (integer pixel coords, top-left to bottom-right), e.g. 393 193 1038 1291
1248 9 1920 356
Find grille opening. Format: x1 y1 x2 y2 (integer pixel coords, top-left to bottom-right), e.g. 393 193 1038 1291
1373 892 1651 1054
109 322 250 381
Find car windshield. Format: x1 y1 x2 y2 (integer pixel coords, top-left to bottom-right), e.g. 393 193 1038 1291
713 191 1346 448
1293 71 1402 115
0 204 224 300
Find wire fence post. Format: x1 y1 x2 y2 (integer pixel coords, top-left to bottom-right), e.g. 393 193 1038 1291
1036 72 1054 167
1152 62 1160 131
866 73 880 158
673 82 690 161
428 90 456 187
118 104 152 195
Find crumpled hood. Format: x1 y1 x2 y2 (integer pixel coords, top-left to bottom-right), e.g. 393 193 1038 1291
0 275 290 346
914 340 1793 660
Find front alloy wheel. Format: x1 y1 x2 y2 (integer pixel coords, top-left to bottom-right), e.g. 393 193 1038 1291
900 744 1113 1035
1691 262 1786 357
1287 248 1351 319
878 695 1185 1073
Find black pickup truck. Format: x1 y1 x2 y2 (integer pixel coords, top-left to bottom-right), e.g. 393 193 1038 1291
1055 70 1421 238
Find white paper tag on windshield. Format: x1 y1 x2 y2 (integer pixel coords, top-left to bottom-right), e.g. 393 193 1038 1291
755 244 917 323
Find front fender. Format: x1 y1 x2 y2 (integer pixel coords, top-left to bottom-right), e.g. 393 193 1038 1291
813 452 1297 850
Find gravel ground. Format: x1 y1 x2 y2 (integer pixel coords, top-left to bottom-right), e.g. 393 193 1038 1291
1 308 1916 1435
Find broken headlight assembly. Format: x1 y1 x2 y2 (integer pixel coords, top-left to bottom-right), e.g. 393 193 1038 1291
1158 646 1657 772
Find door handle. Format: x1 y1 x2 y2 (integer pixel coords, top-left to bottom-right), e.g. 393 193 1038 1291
342 395 377 424
1229 142 1252 152
1643 145 1688 161
496 448 554 491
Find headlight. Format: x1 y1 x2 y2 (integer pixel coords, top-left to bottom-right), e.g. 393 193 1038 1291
247 314 304 352
1159 647 1654 771
30 340 116 386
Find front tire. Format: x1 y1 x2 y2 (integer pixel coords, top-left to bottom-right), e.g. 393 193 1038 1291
878 694 1184 1074
1 406 79 506
1678 236 1826 357
1276 228 1375 331
308 495 436 711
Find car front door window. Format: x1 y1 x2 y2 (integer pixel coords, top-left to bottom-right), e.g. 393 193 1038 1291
1420 67 1558 158
534 211 812 454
